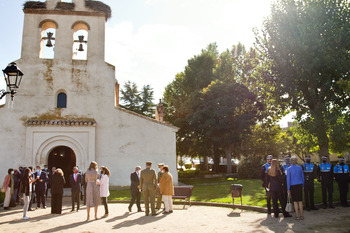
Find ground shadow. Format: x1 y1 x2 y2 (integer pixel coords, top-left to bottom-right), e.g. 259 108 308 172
39 220 88 233
113 214 166 229
227 209 242 217
105 212 132 223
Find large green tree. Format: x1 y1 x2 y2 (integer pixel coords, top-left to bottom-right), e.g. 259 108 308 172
256 0 350 157
188 80 261 173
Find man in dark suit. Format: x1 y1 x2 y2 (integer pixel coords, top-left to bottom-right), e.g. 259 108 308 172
128 166 143 212
139 161 157 216
70 166 82 212
34 165 48 209
156 163 164 210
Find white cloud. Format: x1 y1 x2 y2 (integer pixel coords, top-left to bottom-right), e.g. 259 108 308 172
105 22 205 100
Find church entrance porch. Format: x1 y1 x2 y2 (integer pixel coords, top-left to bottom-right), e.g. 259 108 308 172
48 146 76 188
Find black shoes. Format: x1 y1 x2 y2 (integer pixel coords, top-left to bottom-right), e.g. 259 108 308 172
323 205 327 209
329 205 335 208
306 207 311 211
310 206 318 210
284 213 292 218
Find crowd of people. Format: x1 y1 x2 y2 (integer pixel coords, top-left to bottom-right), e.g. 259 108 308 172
128 162 175 216
1 160 174 220
1 162 111 220
261 154 350 220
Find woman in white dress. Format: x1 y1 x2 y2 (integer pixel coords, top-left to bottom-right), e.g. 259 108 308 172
99 166 110 218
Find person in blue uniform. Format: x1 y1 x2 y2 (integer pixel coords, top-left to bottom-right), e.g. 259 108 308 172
260 155 273 214
333 157 349 207
317 156 334 209
302 155 318 211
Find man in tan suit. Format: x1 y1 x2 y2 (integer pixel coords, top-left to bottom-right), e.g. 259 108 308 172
139 161 157 216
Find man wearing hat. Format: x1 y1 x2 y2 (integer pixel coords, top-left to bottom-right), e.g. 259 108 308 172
317 156 335 209
260 155 273 214
139 161 157 216
333 157 349 207
156 163 164 210
302 155 318 211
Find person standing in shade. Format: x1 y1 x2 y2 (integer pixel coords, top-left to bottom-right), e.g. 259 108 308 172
34 166 48 209
70 166 82 212
281 155 291 201
303 155 318 211
50 169 66 214
156 163 164 210
159 165 174 214
128 166 143 212
85 161 100 221
260 155 273 214
267 159 292 218
317 156 335 209
333 157 349 207
287 156 305 220
21 168 35 220
139 161 157 216
100 166 110 218
2 168 14 210
27 167 36 211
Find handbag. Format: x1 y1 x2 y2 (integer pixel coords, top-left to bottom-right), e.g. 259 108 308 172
285 196 294 212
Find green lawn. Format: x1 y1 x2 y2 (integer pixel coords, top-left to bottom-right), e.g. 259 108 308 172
109 178 347 208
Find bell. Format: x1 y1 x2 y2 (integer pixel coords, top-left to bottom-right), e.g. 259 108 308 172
78 35 85 42
45 32 54 47
78 44 84 52
46 39 53 47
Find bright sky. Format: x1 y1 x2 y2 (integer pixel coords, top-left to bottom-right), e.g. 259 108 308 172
0 0 293 126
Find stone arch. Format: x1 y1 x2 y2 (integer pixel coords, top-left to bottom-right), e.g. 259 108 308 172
39 20 58 59
71 21 90 31
72 21 89 60
39 19 59 30
35 135 86 168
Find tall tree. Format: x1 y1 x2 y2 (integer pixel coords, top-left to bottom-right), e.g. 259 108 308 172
188 80 261 173
120 81 155 117
256 0 350 157
139 85 155 117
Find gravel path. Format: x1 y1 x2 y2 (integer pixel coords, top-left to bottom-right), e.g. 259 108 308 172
0 198 349 233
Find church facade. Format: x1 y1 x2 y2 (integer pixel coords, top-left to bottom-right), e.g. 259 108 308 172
0 0 178 186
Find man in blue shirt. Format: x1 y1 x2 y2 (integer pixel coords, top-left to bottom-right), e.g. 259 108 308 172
302 155 318 211
317 156 334 209
260 155 272 214
333 157 349 207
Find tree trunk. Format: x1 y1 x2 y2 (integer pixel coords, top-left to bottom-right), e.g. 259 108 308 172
311 107 330 158
213 144 221 173
224 145 233 174
203 156 209 171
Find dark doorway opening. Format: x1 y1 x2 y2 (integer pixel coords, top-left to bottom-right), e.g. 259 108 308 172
48 146 76 188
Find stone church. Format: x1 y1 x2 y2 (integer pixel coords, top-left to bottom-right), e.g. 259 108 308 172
0 0 178 186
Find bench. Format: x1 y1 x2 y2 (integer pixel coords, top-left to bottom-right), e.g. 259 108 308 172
172 186 194 209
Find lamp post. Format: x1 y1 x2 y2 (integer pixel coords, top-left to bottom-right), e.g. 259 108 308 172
0 62 24 101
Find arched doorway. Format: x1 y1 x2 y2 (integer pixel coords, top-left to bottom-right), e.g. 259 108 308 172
48 146 76 187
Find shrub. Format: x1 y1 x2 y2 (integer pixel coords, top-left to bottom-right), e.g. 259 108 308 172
195 164 201 170
238 155 264 179
184 163 192 170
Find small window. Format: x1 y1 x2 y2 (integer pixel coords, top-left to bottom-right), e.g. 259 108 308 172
57 92 67 108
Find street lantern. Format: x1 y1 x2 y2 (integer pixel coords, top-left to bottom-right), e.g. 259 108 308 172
0 62 24 100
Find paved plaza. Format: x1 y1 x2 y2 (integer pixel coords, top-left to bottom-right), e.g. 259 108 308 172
1 198 350 233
